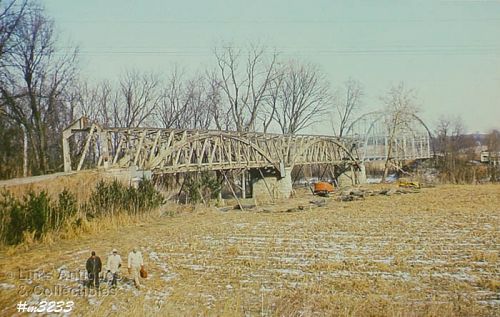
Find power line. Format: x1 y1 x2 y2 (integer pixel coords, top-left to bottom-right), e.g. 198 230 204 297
56 18 500 24
54 46 500 57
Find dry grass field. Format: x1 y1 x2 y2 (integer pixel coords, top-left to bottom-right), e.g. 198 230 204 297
0 184 499 316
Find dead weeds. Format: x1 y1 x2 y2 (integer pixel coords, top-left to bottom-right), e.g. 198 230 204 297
0 184 499 316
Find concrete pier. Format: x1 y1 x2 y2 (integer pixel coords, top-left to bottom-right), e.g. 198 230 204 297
251 167 293 202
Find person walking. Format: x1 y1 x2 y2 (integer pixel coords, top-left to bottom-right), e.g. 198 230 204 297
127 247 144 289
106 249 122 288
86 251 102 288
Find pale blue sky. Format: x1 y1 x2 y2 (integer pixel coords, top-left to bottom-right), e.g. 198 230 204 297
44 0 500 133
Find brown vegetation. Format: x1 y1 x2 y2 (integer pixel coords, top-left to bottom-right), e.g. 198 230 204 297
0 184 498 316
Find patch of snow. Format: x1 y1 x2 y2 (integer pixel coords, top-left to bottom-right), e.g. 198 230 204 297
73 250 91 256
260 285 273 292
184 264 205 271
161 272 178 282
372 257 394 264
267 268 305 276
407 259 448 265
426 271 477 282
471 261 489 266
202 294 216 308
149 252 160 262
478 300 500 306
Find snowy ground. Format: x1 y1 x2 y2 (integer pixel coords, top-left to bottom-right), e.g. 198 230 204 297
0 184 499 316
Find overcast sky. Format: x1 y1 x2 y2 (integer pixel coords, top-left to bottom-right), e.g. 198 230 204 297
44 0 500 134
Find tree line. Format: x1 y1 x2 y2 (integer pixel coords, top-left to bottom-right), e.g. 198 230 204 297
1 0 498 183
434 117 499 183
0 1 366 178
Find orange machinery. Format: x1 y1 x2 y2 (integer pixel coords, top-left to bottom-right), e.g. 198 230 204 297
313 181 334 196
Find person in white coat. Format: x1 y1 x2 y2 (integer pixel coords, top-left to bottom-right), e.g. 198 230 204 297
127 247 144 288
106 249 122 288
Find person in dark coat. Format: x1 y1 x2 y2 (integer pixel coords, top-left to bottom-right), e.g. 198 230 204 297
86 251 102 288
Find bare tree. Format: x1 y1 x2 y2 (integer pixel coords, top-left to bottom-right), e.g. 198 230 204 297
184 75 215 130
486 129 500 182
155 68 185 128
155 67 189 129
268 61 330 134
0 0 29 177
435 116 459 182
206 69 230 130
155 69 218 130
214 44 277 132
332 78 363 137
72 80 100 121
434 115 478 183
1 0 29 119
1 4 78 174
71 79 120 128
202 74 223 130
260 65 284 133
0 0 27 65
93 81 114 126
380 82 419 182
114 69 160 128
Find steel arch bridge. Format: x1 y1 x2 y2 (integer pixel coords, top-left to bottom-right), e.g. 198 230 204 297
63 118 359 176
345 111 433 163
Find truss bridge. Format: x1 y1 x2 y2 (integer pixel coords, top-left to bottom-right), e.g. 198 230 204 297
346 111 433 163
63 118 359 178
62 114 433 199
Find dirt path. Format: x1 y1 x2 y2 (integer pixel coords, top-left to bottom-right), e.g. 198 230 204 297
0 172 78 188
1 185 499 316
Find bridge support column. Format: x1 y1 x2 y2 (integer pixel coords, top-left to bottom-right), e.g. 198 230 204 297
250 167 293 202
278 167 293 199
357 163 367 184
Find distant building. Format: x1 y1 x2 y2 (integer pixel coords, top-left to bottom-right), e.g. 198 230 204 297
480 151 500 165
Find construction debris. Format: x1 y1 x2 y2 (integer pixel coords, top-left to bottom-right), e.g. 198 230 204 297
308 199 326 207
398 178 421 189
219 186 421 212
337 187 420 202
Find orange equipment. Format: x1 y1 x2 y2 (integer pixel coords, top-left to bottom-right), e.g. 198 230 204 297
313 181 334 196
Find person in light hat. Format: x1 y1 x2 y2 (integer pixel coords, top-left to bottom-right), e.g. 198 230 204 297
106 248 122 288
127 247 144 289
